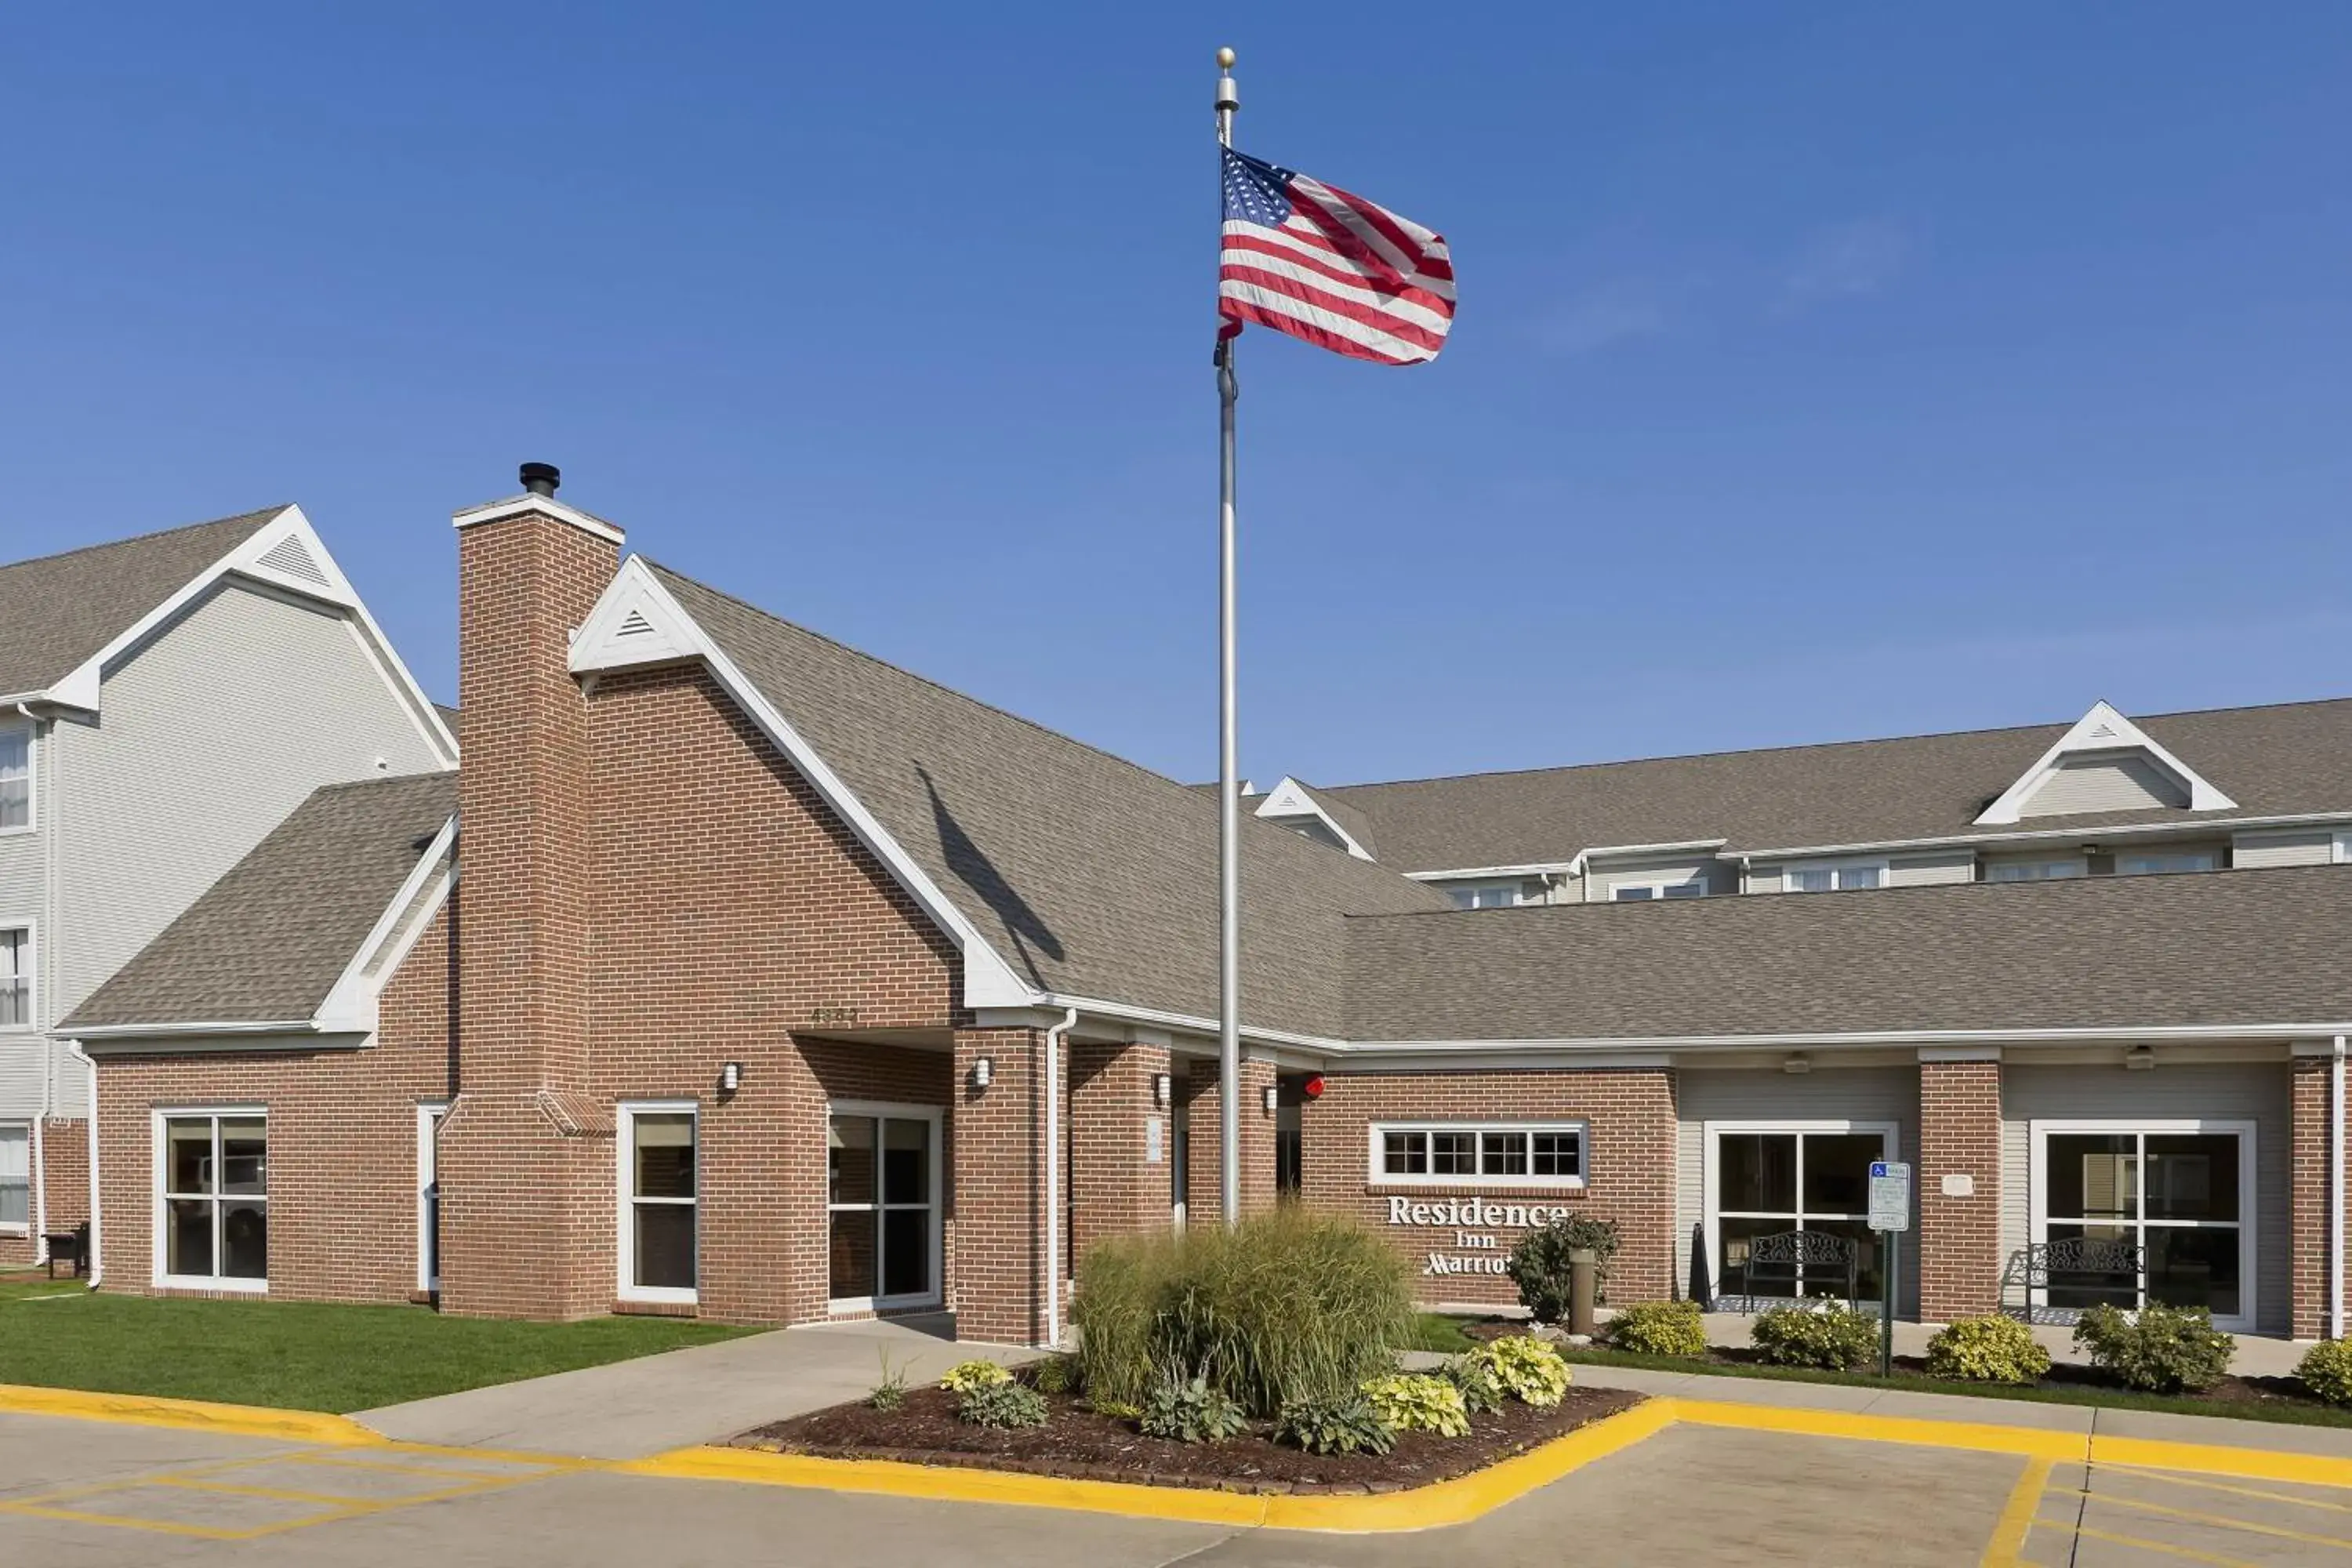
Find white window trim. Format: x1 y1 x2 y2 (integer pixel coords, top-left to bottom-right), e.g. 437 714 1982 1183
2336 830 2352 866
2027 1117 2256 1334
0 720 31 837
0 920 33 1034
1443 880 1526 911
826 1098 945 1314
1702 1120 1900 1312
1610 877 1708 902
1777 857 1891 894
151 1106 269 1294
416 1102 448 1295
1366 1120 1590 1190
616 1100 700 1307
0 1120 30 1236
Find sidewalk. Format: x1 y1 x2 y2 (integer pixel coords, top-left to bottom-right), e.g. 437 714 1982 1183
357 1315 1032 1460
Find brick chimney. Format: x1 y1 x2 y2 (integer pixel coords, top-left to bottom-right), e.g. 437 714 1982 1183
437 464 623 1319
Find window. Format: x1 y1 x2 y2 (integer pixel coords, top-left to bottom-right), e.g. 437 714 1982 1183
0 928 27 1029
2337 830 2352 865
1446 883 1519 910
1708 1123 1894 1309
2118 851 2216 876
619 1103 697 1304
2031 1120 2254 1330
0 1123 27 1230
1781 859 1886 894
1613 879 1707 902
1987 859 2083 882
417 1102 448 1294
0 725 27 830
828 1103 942 1308
1370 1123 1587 1189
157 1112 267 1290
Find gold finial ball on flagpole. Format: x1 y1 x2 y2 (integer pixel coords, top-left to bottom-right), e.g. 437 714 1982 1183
1216 46 1236 69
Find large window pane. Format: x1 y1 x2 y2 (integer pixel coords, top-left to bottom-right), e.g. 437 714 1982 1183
829 1116 876 1206
2144 1135 2237 1223
222 1200 267 1279
1530 1133 1580 1178
166 1120 214 1196
220 1120 267 1196
168 1197 213 1278
634 1203 695 1290
0 1127 26 1227
2147 1225 2241 1319
882 1120 928 1205
881 1207 929 1298
1802 1135 1879 1218
2047 1134 2136 1221
1479 1133 1527 1177
1430 1132 1475 1175
1719 1134 1796 1214
1383 1132 1425 1174
633 1114 695 1200
1719 1217 1798 1300
829 1208 876 1299
1802 1219 1878 1304
2043 1222 2140 1311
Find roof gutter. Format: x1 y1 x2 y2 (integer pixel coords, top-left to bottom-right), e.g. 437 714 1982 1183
69 1018 325 1042
66 1043 100 1289
1339 1021 2352 1057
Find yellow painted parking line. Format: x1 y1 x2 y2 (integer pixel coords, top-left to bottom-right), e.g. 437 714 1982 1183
2089 1432 2352 1492
289 1450 532 1483
1978 1457 2049 1568
2100 1465 2352 1515
2042 1516 2258 1566
2062 1484 2352 1552
0 1501 276 1541
150 1473 376 1507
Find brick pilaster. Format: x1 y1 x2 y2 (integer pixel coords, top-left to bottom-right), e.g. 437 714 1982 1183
1918 1058 2002 1322
951 1027 1044 1344
2292 1055 2333 1339
1067 1040 1174 1276
1182 1058 1277 1220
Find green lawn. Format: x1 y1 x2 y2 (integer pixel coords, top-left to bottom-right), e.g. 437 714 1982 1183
0 1291 752 1413
1408 1312 1476 1353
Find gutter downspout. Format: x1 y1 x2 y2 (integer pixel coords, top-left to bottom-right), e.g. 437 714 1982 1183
15 704 49 1266
67 1043 99 1288
1043 1006 1077 1349
2333 1035 2346 1341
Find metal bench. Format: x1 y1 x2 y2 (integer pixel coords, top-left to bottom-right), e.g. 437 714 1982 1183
1999 1237 2143 1323
1730 1229 1859 1312
41 1220 90 1280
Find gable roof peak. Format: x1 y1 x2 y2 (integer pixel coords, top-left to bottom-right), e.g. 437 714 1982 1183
1973 699 2237 825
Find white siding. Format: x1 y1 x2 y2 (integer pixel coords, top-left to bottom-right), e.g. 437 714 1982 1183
46 582 445 1113
1583 856 1733 902
1675 1065 1921 1317
1998 1061 2290 1337
1889 850 1976 887
0 724 49 1120
2018 752 2188 817
2232 829 2334 869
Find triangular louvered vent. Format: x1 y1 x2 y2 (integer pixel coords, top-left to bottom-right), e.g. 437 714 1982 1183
255 534 330 586
2087 721 2118 739
615 608 656 639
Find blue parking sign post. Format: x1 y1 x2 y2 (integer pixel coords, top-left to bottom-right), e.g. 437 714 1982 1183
1868 1161 1910 1378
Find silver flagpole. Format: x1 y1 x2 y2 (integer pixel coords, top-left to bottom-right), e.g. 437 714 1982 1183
1214 45 1242 1228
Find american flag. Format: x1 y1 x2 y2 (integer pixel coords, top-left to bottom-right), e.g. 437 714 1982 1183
1218 147 1455 366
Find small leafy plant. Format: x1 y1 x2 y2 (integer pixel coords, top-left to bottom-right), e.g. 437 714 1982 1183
1469 1334 1573 1407
1749 1301 1881 1370
1139 1372 1250 1444
956 1380 1048 1428
1606 1300 1708 1359
1029 1353 1079 1397
938 1359 1011 1396
1505 1214 1623 1321
1440 1352 1506 1414
868 1347 910 1412
2296 1339 2352 1406
1361 1373 1472 1438
1923 1315 2052 1385
1274 1392 1395 1456
2072 1303 2235 1394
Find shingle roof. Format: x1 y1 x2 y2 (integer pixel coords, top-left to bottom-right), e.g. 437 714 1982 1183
1345 862 2352 1041
1319 699 2352 873
64 772 457 1031
651 564 1450 1036
0 508 285 699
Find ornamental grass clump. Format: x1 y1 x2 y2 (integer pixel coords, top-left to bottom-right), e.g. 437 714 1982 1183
2072 1303 2235 1394
1070 1205 1417 1417
2296 1340 2352 1406
1923 1315 2052 1385
1468 1334 1573 1407
1606 1300 1708 1359
1361 1373 1472 1438
1749 1301 1881 1370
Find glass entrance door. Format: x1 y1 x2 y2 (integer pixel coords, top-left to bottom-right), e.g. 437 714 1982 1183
828 1107 940 1310
2038 1126 2249 1327
1711 1126 1891 1308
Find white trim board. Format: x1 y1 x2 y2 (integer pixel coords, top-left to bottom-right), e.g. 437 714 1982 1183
615 1100 701 1308
824 1098 946 1315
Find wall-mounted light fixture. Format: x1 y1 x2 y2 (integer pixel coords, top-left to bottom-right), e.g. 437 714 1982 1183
1302 1074 1327 1101
2124 1046 2156 1071
971 1056 994 1091
720 1062 743 1094
1261 1083 1279 1114
1782 1053 1812 1075
1152 1072 1171 1108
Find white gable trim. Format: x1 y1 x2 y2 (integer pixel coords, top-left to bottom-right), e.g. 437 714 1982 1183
1974 700 2234 825
452 493 627 546
1254 776 1374 859
570 558 1038 1010
314 816 459 1034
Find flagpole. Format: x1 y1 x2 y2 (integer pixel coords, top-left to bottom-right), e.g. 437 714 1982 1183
1214 45 1243 1229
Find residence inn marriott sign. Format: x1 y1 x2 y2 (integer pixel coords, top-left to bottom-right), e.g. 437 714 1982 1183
16 471 2352 1343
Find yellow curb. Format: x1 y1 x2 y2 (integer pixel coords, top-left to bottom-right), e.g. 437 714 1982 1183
0 1383 380 1446
623 1397 1677 1534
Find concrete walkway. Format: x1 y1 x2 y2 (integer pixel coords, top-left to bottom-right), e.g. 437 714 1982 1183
357 1315 1031 1460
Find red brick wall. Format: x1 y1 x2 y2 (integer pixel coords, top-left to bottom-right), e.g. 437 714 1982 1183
953 1027 1043 1343
1068 1039 1174 1275
1299 1067 1677 1308
1181 1058 1277 1221
91 903 458 1301
1918 1060 2002 1322
2292 1055 2331 1339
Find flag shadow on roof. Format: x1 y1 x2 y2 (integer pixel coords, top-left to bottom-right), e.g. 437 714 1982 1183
919 764 1063 989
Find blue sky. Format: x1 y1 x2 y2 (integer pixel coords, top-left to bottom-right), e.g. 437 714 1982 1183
5 5 2347 786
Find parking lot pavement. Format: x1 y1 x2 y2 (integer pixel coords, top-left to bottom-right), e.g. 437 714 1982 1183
8 1404 2352 1566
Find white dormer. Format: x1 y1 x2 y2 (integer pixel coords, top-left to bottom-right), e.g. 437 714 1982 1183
1975 701 2235 826
1253 776 1374 860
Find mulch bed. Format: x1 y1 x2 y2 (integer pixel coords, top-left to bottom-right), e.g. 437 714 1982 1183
730 1381 1644 1495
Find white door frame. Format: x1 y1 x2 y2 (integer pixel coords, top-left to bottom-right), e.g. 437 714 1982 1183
2027 1117 2257 1333
827 1100 945 1314
416 1101 448 1295
1702 1120 1898 1311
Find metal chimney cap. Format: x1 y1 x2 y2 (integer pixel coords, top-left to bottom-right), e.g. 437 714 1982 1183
519 462 561 498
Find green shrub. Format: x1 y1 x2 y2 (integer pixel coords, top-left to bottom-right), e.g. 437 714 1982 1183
1607 1300 1708 1359
1028 1353 1078 1397
1361 1373 1472 1437
1505 1214 1623 1321
1070 1206 1417 1416
2072 1303 2235 1394
868 1348 910 1412
1923 1315 2052 1385
2296 1340 2352 1406
1440 1352 1506 1414
1139 1373 1249 1443
1750 1303 1881 1370
938 1359 1011 1396
1468 1334 1573 1407
1274 1392 1395 1456
956 1381 1047 1428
